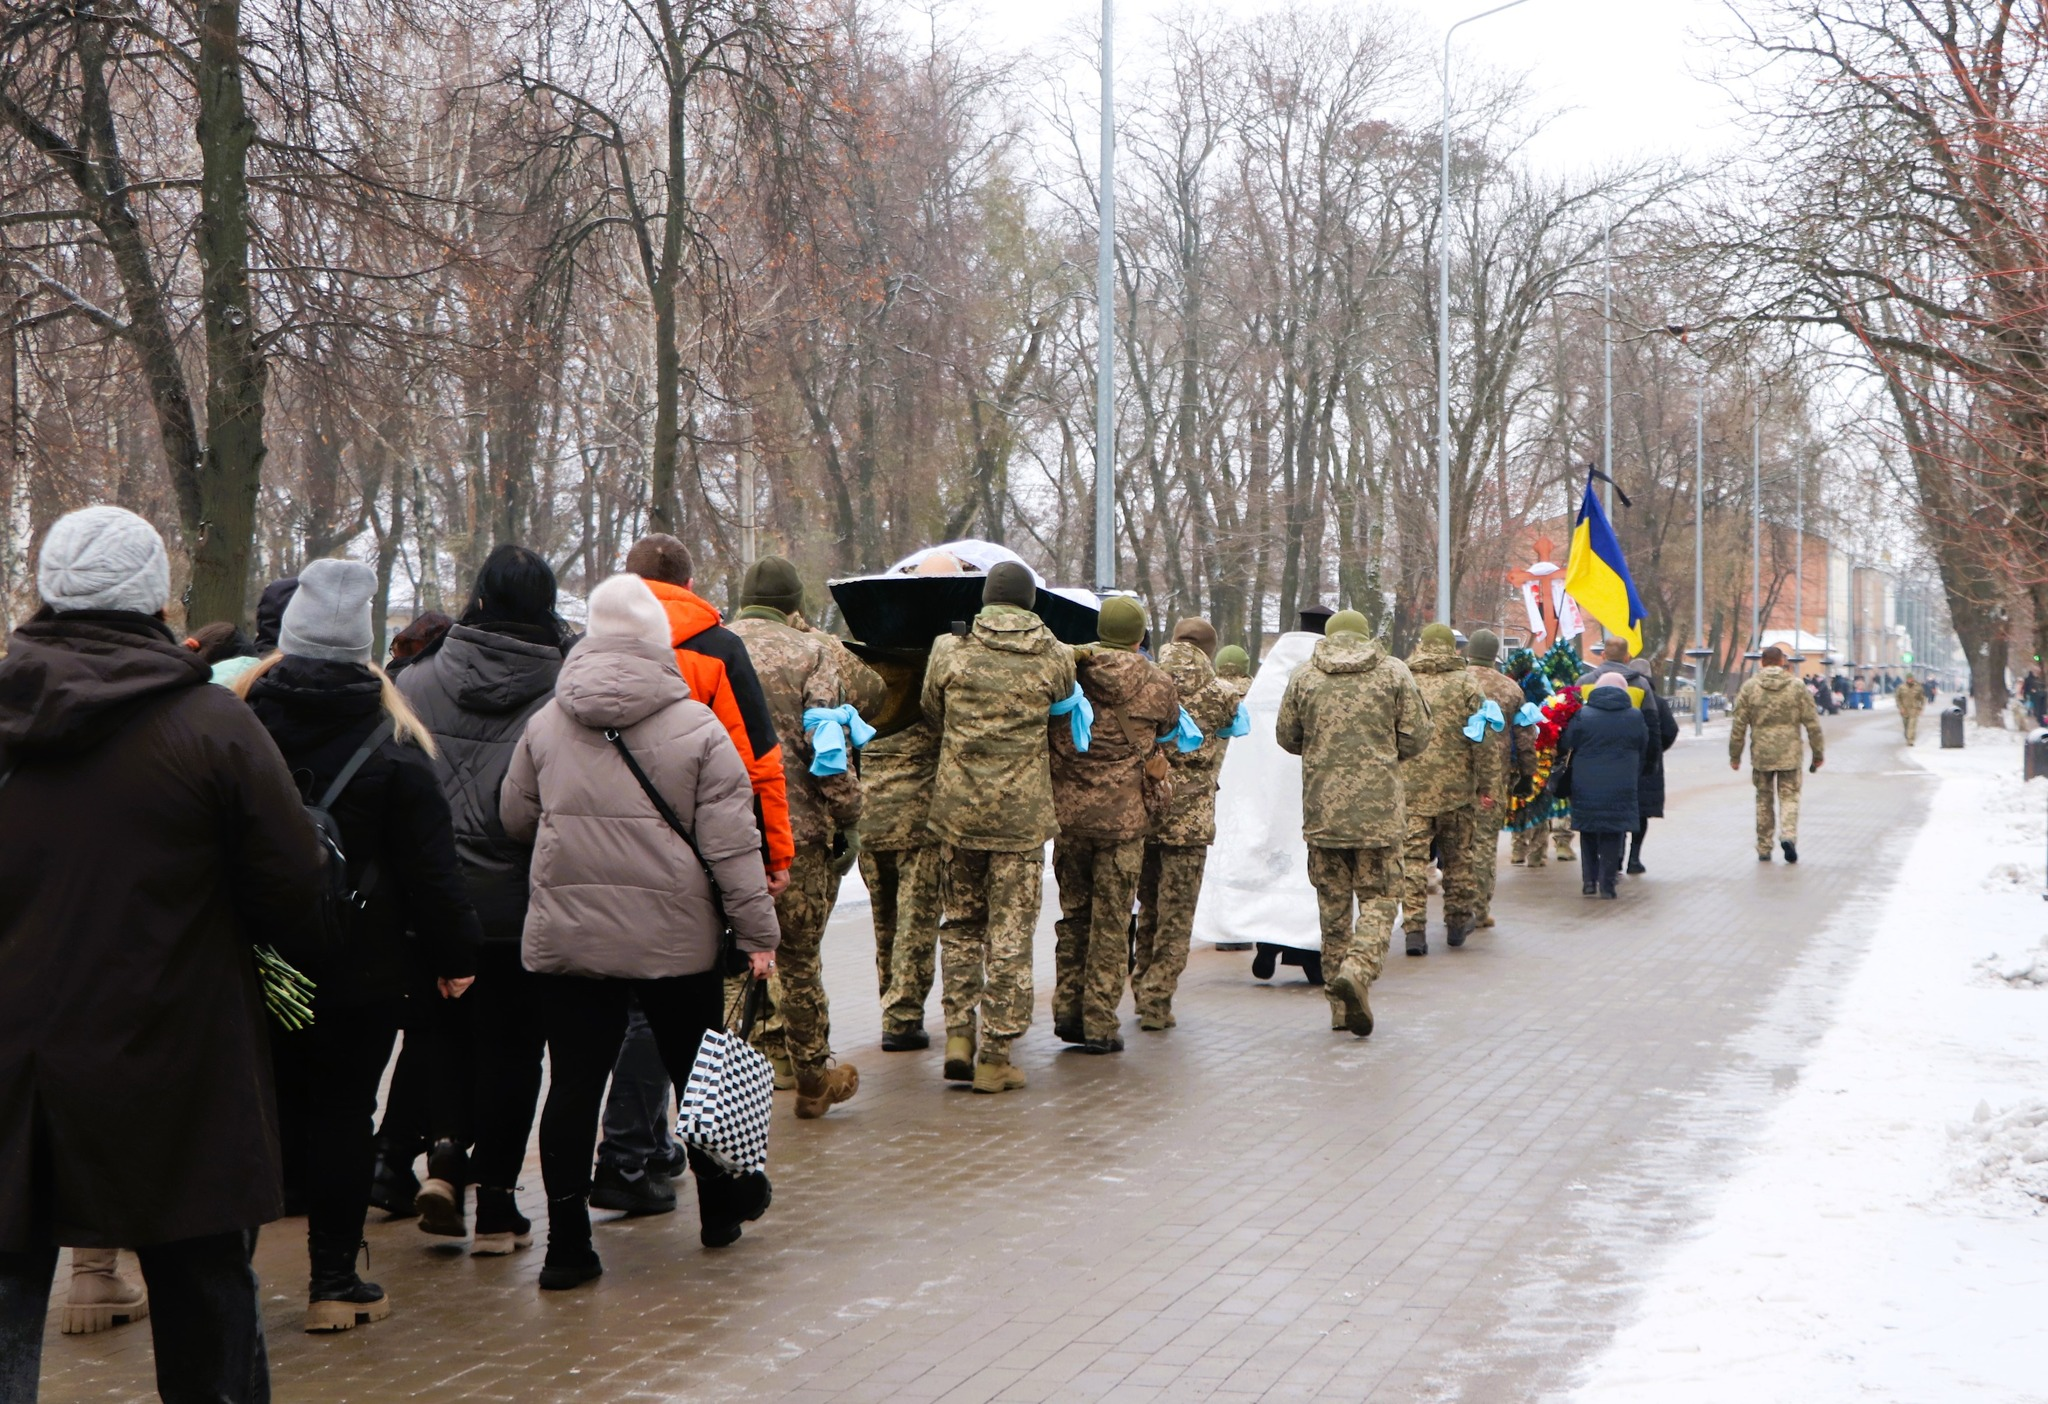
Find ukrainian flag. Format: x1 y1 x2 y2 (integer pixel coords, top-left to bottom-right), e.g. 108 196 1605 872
1563 469 1646 656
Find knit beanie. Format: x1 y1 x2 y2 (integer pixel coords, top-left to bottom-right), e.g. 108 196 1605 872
586 573 673 654
36 506 171 616
1098 597 1148 649
1419 622 1456 649
982 562 1037 610
278 558 376 663
741 555 804 615
1327 610 1371 638
1467 629 1501 666
1214 645 1251 678
1172 617 1219 658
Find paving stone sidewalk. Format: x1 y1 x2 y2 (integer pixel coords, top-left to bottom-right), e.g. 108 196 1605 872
36 711 1927 1403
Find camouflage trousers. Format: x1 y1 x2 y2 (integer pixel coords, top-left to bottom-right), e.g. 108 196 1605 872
1512 817 1574 866
1132 842 1208 1026
1470 801 1507 923
1754 768 1803 852
1052 835 1144 1042
860 844 942 1035
1402 808 1478 935
939 845 1045 1058
1306 845 1401 1025
746 845 842 1078
1901 710 1921 745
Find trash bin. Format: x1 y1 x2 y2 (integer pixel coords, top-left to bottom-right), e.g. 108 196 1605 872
1940 708 1966 749
2026 730 2048 781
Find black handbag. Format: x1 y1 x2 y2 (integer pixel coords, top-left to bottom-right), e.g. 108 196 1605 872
603 728 749 978
1546 749 1574 802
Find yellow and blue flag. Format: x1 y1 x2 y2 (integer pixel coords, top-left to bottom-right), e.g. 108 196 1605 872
1563 469 1645 655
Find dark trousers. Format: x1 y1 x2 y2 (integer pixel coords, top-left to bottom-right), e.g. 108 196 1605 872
1579 832 1626 892
466 943 548 1191
0 1230 267 1403
596 1003 678 1175
534 972 721 1202
1629 820 1650 868
272 1006 399 1250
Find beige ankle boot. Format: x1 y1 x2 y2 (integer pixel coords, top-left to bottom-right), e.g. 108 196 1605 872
63 1248 148 1335
794 1062 859 1119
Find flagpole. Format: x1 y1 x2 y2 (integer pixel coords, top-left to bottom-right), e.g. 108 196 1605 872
1603 218 1613 519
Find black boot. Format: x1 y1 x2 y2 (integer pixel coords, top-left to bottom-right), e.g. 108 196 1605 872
367 1136 421 1219
689 1147 770 1250
590 1159 676 1216
1405 930 1427 957
880 1026 930 1052
471 1188 532 1257
538 1195 601 1290
414 1139 469 1238
1250 944 1278 980
305 1232 390 1332
1782 840 1799 864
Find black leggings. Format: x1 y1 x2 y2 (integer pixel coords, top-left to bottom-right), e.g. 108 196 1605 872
1579 832 1626 891
272 1005 399 1249
534 971 723 1202
467 944 548 1190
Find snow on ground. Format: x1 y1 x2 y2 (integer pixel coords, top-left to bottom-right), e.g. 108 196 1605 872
1567 728 2048 1404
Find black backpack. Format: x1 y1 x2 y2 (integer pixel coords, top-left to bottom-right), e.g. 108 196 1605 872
301 719 393 953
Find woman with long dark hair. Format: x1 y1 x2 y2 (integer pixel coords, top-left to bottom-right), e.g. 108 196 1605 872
390 545 568 1253
236 558 481 1331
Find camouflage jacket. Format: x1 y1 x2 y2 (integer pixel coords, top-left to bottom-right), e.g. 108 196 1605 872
1730 667 1825 771
791 612 887 721
730 608 865 848
1896 675 1926 716
1400 639 1491 816
1050 646 1180 843
1275 633 1430 848
1152 641 1247 847
858 718 939 851
1469 664 1540 797
921 605 1078 853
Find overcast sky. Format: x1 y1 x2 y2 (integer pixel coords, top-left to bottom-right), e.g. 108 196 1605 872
968 0 1755 176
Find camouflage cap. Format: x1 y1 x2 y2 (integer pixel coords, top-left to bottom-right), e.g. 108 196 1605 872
1467 628 1500 665
1327 609 1370 638
1420 622 1456 648
1214 644 1250 677
983 561 1036 609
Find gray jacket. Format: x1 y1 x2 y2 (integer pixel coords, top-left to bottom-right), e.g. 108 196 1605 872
501 634 780 979
397 623 561 944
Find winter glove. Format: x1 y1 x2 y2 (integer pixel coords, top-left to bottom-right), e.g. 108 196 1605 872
828 828 862 878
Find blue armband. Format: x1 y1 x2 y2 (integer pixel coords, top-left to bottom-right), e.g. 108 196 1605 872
1161 707 1205 753
1218 702 1252 739
1514 701 1542 727
1461 699 1505 742
1049 684 1093 751
802 705 876 777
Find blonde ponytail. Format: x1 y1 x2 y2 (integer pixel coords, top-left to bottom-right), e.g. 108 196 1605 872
231 650 438 761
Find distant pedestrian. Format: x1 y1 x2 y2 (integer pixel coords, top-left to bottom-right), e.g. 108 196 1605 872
1556 673 1650 899
1 507 323 1402
500 574 781 1283
1729 645 1826 864
1895 673 1926 746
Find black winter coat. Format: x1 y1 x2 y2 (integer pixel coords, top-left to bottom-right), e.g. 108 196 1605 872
1559 687 1650 833
248 658 481 1009
0 611 323 1250
396 622 562 944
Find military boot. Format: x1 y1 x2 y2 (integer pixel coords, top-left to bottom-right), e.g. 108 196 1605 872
1446 916 1471 948
1326 969 1374 1038
971 1058 1027 1094
943 1033 976 1082
766 1047 797 1091
1405 929 1427 957
61 1249 148 1335
794 1063 859 1119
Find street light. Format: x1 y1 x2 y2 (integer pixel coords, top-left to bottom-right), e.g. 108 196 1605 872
1094 0 1116 592
1664 325 1711 736
1437 0 1537 625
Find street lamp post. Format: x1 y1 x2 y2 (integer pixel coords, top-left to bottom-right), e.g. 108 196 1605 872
1094 0 1116 593
1437 0 1536 625
1794 451 1804 658
1750 396 1761 656
1689 356 1708 736
1603 219 1613 518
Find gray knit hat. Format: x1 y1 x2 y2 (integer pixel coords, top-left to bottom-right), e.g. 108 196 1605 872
279 558 377 663
37 506 171 616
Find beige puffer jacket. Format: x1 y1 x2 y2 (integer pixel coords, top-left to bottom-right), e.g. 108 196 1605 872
500 634 780 979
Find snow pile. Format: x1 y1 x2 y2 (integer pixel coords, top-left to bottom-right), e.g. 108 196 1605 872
1950 1098 2048 1208
1978 933 2048 986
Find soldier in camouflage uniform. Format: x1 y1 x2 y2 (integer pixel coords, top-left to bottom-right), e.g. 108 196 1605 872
858 718 943 1050
1464 630 1539 930
1049 597 1180 1054
1895 672 1926 745
1400 623 1493 955
1276 610 1430 1036
922 563 1077 1093
1133 619 1247 1031
1729 645 1825 863
729 557 884 1119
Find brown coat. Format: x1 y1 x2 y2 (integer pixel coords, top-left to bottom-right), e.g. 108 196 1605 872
1050 647 1180 843
0 611 324 1251
501 634 780 979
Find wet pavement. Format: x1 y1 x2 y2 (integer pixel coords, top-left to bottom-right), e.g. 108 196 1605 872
35 710 1927 1402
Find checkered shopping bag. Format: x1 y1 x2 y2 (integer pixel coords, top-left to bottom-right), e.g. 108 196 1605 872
676 979 774 1174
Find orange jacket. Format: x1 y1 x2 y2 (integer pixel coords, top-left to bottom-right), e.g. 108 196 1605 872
642 580 794 873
